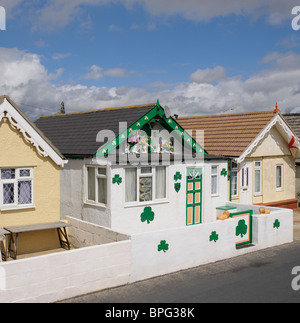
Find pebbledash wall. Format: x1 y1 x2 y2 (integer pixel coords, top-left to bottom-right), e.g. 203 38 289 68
0 203 293 303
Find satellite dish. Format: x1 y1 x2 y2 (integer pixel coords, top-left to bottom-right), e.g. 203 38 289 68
164 106 171 119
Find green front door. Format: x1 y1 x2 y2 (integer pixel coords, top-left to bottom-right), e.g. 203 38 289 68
186 168 202 226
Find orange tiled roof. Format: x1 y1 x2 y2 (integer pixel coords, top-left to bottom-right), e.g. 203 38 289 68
177 111 276 157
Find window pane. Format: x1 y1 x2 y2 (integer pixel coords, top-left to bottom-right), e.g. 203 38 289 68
211 175 217 195
1 169 15 180
141 167 152 174
19 169 31 177
276 166 282 188
3 183 14 204
97 178 107 204
156 166 166 199
211 166 218 175
18 181 32 204
125 168 137 202
255 161 261 167
139 177 152 202
255 170 261 193
231 170 238 196
97 168 106 175
87 167 96 201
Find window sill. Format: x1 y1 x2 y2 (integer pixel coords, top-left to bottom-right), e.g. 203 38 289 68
211 194 220 198
0 205 36 212
84 201 107 209
124 199 169 208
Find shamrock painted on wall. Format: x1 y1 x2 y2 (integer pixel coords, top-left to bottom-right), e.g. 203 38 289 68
221 168 227 177
141 206 155 224
236 219 248 238
174 172 182 182
112 174 122 185
273 219 280 229
209 231 219 243
158 240 169 253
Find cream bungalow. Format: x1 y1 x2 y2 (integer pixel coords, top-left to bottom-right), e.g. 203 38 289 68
35 101 229 234
178 104 300 209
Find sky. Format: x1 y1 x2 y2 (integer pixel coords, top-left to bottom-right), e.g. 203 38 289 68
1 0 300 120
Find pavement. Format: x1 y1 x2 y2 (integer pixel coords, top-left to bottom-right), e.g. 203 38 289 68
294 208 300 242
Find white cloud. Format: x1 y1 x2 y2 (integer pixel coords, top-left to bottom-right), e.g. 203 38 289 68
5 0 296 32
84 65 139 80
2 47 300 122
52 53 72 60
84 65 103 80
123 0 295 24
190 66 227 84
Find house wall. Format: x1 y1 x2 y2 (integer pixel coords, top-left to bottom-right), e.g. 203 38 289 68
60 157 228 235
109 159 228 234
0 119 61 254
60 158 112 227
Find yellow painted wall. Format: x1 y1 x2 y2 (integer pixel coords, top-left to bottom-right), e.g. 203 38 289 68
228 127 296 205
248 127 295 204
0 119 61 254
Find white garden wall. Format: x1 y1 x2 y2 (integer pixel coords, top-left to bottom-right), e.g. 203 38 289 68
0 206 293 303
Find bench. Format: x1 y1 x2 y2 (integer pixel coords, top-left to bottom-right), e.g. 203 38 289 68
4 221 71 260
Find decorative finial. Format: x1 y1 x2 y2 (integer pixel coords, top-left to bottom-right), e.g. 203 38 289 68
274 102 280 113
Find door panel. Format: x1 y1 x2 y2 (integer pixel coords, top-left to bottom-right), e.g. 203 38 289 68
186 168 203 226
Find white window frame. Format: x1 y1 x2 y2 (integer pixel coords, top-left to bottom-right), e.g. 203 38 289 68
0 167 34 210
125 166 168 206
276 164 283 191
211 165 219 196
85 165 107 207
231 162 238 197
254 160 262 195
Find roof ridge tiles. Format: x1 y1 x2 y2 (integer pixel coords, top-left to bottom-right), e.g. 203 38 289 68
40 102 156 118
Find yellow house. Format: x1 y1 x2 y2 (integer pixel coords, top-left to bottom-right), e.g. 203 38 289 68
0 96 67 257
178 105 300 209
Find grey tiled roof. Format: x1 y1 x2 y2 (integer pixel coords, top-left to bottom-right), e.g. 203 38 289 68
35 103 156 158
283 113 300 139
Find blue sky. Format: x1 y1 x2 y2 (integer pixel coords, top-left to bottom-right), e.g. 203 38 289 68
1 0 300 119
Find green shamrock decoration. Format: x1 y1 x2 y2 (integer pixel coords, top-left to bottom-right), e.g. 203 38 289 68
112 174 122 185
158 240 169 253
174 172 182 182
174 182 181 193
209 231 219 243
221 168 227 177
236 219 248 238
141 206 155 224
273 219 280 229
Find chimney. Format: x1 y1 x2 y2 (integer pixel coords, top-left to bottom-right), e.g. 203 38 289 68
61 101 65 114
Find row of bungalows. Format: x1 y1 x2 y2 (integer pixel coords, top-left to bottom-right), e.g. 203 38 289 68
178 106 300 209
0 95 299 258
